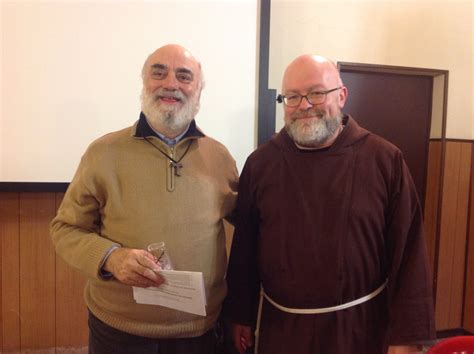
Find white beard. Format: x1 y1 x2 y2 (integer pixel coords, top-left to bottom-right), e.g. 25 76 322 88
140 87 199 134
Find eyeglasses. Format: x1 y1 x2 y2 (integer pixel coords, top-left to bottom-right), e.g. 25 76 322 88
276 87 342 107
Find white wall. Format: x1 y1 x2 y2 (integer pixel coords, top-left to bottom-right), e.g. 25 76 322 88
269 0 473 139
1 0 257 182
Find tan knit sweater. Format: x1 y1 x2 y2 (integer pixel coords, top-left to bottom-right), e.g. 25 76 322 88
50 117 238 338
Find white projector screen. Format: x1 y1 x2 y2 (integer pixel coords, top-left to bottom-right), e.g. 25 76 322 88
1 0 257 184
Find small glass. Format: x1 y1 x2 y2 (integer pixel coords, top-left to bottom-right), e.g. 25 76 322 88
147 242 174 270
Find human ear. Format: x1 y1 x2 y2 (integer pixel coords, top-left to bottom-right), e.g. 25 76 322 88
338 86 348 108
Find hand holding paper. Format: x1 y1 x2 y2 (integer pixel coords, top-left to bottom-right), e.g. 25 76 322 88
133 270 207 316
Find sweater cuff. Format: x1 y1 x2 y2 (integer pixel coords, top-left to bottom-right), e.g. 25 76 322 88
99 245 120 279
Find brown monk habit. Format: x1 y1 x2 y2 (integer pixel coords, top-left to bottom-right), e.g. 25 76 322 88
223 116 435 354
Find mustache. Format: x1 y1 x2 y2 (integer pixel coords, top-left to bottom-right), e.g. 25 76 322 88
291 110 324 119
152 88 186 102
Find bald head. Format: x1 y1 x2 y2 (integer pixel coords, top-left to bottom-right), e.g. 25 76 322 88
282 55 343 94
281 54 348 149
142 44 204 90
140 44 204 138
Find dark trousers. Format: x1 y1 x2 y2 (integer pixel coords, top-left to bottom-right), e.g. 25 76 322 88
88 311 222 354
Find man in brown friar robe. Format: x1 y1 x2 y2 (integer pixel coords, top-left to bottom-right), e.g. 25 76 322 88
222 54 436 354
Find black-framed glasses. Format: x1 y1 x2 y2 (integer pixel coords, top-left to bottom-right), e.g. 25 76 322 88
276 86 342 107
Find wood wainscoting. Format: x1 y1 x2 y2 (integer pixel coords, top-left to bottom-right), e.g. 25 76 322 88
433 141 472 330
462 142 474 333
1 193 88 353
1 140 473 351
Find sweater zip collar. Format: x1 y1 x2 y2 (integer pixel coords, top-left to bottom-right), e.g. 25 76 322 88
133 112 204 192
133 112 205 141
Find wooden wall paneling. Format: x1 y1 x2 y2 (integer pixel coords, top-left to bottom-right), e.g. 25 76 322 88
424 141 443 275
19 193 57 352
435 142 472 329
0 193 21 353
54 193 89 352
463 143 474 332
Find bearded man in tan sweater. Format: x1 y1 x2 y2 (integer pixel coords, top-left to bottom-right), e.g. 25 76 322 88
51 44 238 354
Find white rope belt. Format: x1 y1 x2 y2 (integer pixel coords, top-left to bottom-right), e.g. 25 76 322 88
254 279 388 354
262 278 388 314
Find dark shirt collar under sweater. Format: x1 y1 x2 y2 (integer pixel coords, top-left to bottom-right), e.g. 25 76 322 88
133 112 205 141
273 115 370 154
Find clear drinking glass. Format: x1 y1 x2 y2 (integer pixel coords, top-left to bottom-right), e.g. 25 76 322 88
147 241 173 270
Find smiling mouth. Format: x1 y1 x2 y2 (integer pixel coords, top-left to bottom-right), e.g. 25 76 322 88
295 113 323 120
158 96 182 103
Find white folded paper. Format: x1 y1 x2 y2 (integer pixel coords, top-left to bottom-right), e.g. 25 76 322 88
133 270 207 316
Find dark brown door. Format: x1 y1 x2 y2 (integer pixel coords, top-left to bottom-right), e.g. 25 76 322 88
339 66 433 207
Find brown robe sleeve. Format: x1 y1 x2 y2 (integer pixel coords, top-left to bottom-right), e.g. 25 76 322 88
223 158 261 327
385 150 436 344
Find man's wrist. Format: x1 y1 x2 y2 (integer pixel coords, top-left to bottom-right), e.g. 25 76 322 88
99 245 120 279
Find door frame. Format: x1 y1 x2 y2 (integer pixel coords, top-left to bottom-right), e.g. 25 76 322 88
338 61 448 308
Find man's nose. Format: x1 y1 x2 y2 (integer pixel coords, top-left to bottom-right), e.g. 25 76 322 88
162 74 179 90
298 96 313 110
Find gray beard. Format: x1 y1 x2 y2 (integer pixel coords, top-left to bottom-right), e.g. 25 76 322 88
285 111 342 147
140 88 197 134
